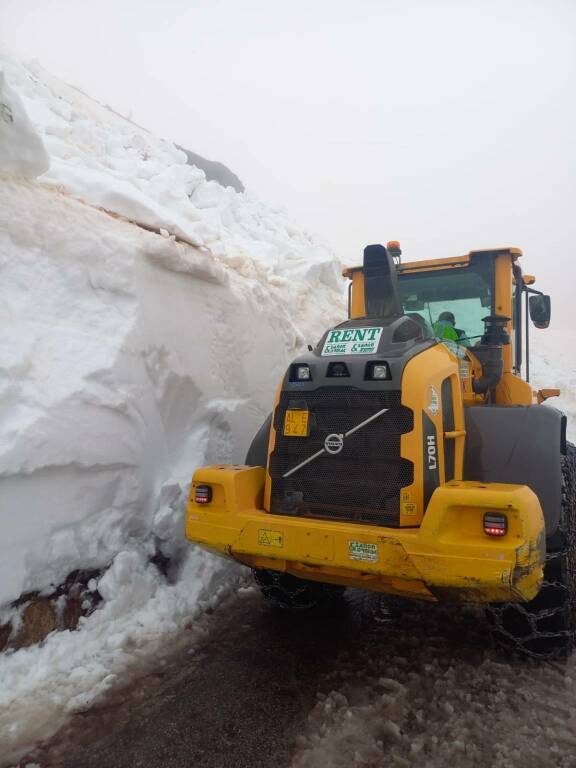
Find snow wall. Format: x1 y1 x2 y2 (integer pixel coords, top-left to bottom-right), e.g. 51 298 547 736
0 51 345 607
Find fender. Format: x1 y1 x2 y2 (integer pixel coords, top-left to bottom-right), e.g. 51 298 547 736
464 405 566 543
245 414 272 468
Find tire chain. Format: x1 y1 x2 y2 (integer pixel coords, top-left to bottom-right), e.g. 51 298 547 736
254 449 576 658
487 445 576 660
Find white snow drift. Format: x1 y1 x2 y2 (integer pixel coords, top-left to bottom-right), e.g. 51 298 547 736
0 50 344 607
0 49 344 761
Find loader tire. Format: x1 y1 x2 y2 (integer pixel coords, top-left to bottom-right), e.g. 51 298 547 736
488 442 576 659
253 569 344 610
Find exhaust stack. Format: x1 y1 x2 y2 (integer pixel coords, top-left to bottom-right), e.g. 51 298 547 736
363 244 403 319
472 315 510 396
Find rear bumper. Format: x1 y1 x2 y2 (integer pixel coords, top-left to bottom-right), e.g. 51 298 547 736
186 466 545 603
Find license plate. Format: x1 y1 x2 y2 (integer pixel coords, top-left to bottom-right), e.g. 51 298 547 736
284 409 309 437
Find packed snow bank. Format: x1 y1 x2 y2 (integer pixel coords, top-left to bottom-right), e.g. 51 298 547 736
0 548 240 765
0 48 344 761
0 49 342 275
0 53 344 608
0 178 341 609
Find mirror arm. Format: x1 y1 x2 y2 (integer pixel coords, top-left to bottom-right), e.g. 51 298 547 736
525 286 530 382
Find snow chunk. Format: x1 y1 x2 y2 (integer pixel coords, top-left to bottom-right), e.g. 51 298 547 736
0 71 49 178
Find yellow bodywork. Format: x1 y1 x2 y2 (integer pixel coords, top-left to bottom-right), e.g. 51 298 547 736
345 247 537 406
187 465 545 603
186 246 554 606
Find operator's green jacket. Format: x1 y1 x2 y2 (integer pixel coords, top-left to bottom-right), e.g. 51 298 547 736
433 319 459 341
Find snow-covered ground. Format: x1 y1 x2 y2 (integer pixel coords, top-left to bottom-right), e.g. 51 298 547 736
0 49 344 762
290 597 576 768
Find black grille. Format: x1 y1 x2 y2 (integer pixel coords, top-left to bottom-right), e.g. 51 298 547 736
269 387 413 526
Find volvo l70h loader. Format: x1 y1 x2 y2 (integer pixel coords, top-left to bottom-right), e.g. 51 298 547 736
186 243 575 658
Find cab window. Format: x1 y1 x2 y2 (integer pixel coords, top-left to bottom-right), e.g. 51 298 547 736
397 259 494 345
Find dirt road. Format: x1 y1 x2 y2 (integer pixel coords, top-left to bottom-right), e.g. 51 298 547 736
25 588 576 768
26 589 350 768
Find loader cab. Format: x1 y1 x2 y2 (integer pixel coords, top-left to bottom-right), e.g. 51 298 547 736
344 245 552 406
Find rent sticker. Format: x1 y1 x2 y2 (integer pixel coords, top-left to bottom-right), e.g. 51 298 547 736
348 540 378 563
322 327 383 356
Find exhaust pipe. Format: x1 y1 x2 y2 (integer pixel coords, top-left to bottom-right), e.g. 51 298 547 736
472 315 510 396
363 244 403 319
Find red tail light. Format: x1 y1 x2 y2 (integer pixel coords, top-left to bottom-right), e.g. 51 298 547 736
195 485 212 504
484 512 507 537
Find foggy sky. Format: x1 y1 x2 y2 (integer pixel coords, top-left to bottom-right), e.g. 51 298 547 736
1 0 575 313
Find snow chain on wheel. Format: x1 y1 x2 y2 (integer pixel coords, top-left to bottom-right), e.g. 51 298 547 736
252 569 345 610
487 442 576 660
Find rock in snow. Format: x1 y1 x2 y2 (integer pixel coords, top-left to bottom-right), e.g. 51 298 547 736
0 48 345 759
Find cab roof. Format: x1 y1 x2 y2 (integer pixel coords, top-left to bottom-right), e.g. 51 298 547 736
342 247 523 278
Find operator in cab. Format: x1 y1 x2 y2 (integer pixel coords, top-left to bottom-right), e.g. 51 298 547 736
433 311 468 344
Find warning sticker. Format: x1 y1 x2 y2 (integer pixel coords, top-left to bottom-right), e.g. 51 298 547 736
402 502 418 517
258 529 284 548
348 540 378 563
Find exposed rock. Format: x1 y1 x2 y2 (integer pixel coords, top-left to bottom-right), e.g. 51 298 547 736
177 145 245 192
61 596 83 631
3 568 104 651
15 598 57 649
11 589 40 608
0 622 11 652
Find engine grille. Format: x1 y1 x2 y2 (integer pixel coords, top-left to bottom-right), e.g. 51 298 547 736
269 387 413 526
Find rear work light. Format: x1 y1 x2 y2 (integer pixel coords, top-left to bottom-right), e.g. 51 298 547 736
296 365 311 380
195 485 212 504
290 364 311 381
483 512 507 537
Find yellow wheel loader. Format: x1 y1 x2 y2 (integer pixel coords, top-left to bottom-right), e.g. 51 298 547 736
186 243 575 658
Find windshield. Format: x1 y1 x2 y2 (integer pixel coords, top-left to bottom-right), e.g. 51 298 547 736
397 259 494 345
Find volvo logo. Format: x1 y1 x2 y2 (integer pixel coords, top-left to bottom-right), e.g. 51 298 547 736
282 407 388 478
324 433 344 454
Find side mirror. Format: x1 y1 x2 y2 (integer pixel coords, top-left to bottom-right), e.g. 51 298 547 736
529 294 551 329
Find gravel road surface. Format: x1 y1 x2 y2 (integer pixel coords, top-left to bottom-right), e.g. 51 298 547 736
24 587 576 768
